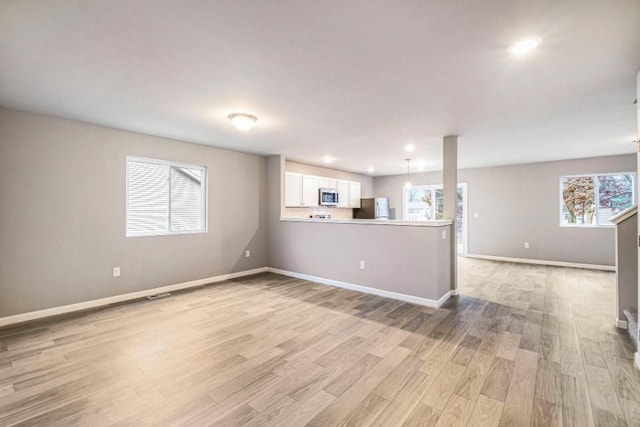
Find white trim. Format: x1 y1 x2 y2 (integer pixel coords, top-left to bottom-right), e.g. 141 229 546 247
463 253 615 271
635 352 640 371
267 267 452 308
278 217 452 227
617 318 629 329
451 289 459 296
610 205 637 224
0 267 268 328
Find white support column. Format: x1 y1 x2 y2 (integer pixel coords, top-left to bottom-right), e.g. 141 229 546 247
443 135 458 294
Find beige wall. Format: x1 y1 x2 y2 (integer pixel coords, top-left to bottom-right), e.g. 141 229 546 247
374 154 636 266
283 160 374 219
0 108 268 317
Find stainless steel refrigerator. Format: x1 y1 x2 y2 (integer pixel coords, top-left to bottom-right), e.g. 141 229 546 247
354 197 390 219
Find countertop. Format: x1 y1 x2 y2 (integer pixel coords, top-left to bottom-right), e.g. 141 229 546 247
279 217 453 227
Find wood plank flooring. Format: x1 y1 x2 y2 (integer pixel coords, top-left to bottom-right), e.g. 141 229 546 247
0 257 638 426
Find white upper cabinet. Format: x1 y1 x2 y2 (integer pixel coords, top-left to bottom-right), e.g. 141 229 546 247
302 175 320 207
286 172 360 209
285 172 303 207
319 178 338 190
349 181 361 208
337 180 351 208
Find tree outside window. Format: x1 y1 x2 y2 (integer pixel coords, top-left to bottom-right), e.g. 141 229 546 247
561 173 635 227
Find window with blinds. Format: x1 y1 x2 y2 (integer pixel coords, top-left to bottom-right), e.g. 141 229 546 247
126 157 207 236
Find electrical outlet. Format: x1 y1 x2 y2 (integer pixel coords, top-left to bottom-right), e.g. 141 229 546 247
245 250 251 258
524 242 529 249
112 267 120 277
473 212 479 219
360 260 365 270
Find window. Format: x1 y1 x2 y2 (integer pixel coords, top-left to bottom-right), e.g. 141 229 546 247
126 157 207 236
560 173 635 227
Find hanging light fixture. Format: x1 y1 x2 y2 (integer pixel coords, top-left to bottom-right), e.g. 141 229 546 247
404 158 412 188
228 113 258 131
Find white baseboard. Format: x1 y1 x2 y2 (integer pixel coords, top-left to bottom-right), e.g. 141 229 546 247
267 267 452 308
451 289 459 296
616 318 629 329
635 352 640 371
463 254 615 272
0 267 268 328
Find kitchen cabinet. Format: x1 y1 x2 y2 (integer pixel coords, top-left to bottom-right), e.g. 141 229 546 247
285 172 303 207
337 180 351 208
319 178 337 190
286 172 360 208
302 175 320 207
349 181 361 208
337 180 361 208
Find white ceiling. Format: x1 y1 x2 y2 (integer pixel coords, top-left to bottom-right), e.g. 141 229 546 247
1 1 639 176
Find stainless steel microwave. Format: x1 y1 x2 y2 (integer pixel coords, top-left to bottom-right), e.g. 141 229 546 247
319 188 339 206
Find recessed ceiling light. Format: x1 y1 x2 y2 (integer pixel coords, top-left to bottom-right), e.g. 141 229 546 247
405 144 415 152
367 167 375 173
228 113 257 131
508 37 541 55
323 155 334 164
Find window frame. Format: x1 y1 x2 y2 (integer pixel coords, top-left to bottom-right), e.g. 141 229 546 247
559 172 636 228
126 156 208 237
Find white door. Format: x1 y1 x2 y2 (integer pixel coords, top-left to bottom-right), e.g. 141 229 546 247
284 172 303 207
302 175 320 207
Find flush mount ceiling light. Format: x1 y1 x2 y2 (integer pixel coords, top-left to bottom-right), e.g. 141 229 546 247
405 144 415 152
323 155 334 164
228 113 257 131
367 166 375 173
508 37 542 55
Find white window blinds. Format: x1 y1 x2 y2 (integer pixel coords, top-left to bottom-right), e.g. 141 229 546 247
127 157 207 236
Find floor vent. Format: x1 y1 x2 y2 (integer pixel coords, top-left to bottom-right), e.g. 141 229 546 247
147 292 171 300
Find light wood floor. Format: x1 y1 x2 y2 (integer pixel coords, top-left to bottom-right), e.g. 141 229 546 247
1 258 639 426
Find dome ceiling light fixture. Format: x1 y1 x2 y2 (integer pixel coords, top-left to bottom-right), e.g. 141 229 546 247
228 113 257 131
508 37 542 56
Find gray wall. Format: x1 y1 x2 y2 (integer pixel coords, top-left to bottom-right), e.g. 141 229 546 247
374 154 636 266
0 108 268 317
268 156 451 301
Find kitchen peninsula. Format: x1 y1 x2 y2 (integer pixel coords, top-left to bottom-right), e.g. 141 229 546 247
267 156 455 307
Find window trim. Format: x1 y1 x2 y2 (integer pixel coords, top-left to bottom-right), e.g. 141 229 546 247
559 172 636 228
126 156 208 237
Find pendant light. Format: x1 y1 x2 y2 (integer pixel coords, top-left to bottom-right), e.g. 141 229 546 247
404 158 412 189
